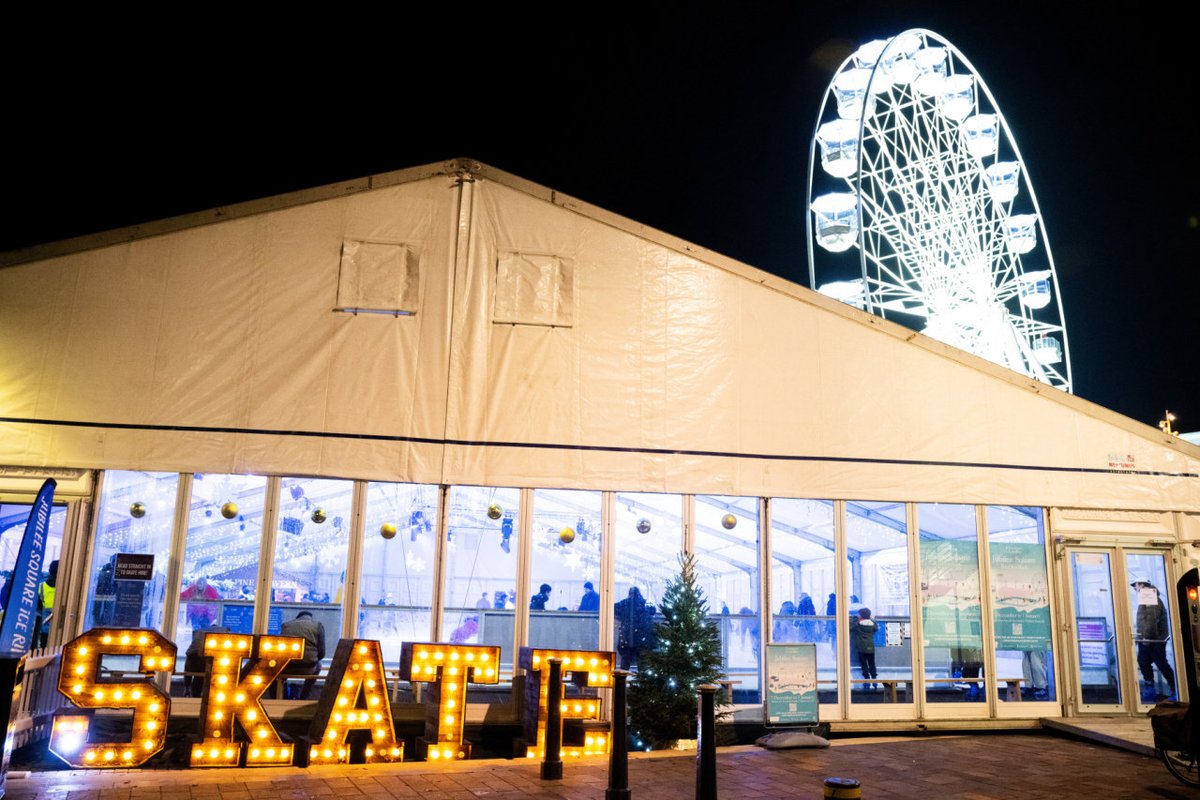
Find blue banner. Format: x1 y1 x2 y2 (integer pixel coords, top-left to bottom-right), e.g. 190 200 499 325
0 479 56 654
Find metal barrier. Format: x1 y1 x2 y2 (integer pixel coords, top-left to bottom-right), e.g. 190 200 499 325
8 647 68 750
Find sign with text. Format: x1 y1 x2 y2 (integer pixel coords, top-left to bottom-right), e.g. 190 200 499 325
113 554 154 582
764 643 818 726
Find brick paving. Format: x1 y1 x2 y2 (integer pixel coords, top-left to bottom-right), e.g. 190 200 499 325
4 733 1192 800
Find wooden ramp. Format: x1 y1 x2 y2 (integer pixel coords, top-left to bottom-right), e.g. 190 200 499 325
1041 715 1155 757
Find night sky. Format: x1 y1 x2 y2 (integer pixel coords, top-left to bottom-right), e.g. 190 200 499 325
4 6 1197 434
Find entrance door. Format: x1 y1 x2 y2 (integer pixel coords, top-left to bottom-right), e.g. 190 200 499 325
1063 545 1179 714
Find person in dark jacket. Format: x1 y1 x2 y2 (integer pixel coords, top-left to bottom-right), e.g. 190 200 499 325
1132 579 1176 700
531 583 552 610
614 587 656 670
852 607 879 689
578 582 600 612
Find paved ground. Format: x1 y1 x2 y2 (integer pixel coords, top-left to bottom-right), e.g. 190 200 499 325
4 732 1193 800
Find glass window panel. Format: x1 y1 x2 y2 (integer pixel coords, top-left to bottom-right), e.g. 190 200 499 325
614 493 682 672
696 495 760 703
987 506 1055 702
177 473 266 695
917 503 983 704
268 477 353 699
769 498 835 703
442 486 520 687
0 501 67 647
528 489 602 651
360 483 439 670
846 501 913 705
87 471 178 632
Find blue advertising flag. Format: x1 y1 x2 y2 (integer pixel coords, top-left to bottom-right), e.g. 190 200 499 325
0 479 56 654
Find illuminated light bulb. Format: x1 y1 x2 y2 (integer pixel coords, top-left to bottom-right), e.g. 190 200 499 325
102 635 112 644
145 721 157 731
94 690 104 701
364 747 374 758
434 651 444 660
246 709 257 721
323 749 333 758
207 637 218 649
418 651 429 660
560 704 568 712
375 728 385 737
590 658 598 666
160 659 173 670
366 679 376 688
74 665 86 675
209 749 219 759
131 690 141 700
588 704 596 714
424 666 435 675
337 698 348 706
194 748 204 759
251 675 263 685
137 635 148 645
266 749 276 758
327 730 338 740
448 667 459 676
85 751 96 762
79 646 89 655
238 640 248 649
465 653 475 661
258 729 269 738
586 736 595 745
219 657 231 667
143 740 154 750
445 715 454 725
574 657 584 666
373 713 382 722
344 679 354 688
225 748 235 759
291 643 301 652
72 684 83 693
120 635 131 645
369 697 380 706
333 713 343 722
145 657 157 668
364 663 374 670
446 699 456 708
430 749 441 760
222 639 232 649
448 683 458 692
390 748 401 756
574 704 582 712
250 748 261 758
485 668 495 678
217 676 228 685
235 693 245 703
337 749 346 759
449 652 459 661
216 692 226 703
358 645 368 655
263 641 274 651
533 656 541 666
213 711 224 720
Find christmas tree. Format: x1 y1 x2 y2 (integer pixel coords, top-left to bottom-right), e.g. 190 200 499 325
628 553 726 749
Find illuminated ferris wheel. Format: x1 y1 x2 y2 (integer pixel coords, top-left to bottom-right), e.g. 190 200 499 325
806 29 1072 392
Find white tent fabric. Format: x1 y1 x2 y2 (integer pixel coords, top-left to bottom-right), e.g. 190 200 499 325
1 159 1197 511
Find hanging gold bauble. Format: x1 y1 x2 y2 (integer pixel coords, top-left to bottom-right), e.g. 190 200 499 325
129 502 146 519
311 508 327 524
381 522 398 540
559 527 576 544
721 513 737 530
220 501 239 520
487 503 503 520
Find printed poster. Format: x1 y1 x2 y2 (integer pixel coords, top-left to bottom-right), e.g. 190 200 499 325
764 643 818 725
989 542 1052 650
920 540 982 648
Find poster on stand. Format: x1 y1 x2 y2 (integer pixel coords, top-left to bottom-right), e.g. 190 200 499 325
764 643 818 725
989 542 1052 650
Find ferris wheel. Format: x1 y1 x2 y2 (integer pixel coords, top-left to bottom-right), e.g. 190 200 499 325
806 29 1072 392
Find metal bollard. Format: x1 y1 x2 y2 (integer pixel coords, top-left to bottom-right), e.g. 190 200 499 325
606 669 631 800
824 777 862 799
541 658 564 780
696 684 718 800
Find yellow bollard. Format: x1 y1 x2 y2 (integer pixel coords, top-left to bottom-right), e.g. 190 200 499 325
824 776 862 799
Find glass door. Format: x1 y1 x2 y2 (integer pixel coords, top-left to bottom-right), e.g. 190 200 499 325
1064 546 1179 714
1066 550 1123 711
1124 551 1178 709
